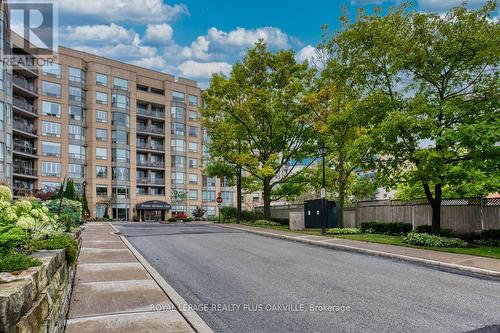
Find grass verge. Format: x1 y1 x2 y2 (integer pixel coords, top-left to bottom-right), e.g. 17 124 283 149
234 223 500 260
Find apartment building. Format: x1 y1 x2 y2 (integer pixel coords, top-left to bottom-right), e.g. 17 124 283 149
0 2 12 189
5 33 235 221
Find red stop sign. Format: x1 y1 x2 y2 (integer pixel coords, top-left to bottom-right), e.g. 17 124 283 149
216 197 223 204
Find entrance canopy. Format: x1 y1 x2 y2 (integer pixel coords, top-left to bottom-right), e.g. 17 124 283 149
136 200 171 211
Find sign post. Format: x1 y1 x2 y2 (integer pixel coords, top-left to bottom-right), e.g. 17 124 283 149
216 193 223 223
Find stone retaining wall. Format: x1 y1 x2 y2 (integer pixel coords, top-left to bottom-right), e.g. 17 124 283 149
0 229 81 333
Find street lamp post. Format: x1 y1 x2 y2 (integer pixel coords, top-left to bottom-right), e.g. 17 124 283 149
320 144 327 235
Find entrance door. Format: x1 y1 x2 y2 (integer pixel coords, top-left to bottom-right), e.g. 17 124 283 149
143 210 162 222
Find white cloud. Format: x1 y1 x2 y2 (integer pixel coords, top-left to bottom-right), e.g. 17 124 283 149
59 0 189 23
143 24 174 45
70 43 157 61
207 27 289 49
179 60 232 79
351 0 386 5
129 56 167 70
295 45 317 63
180 36 211 60
418 0 489 11
61 24 138 45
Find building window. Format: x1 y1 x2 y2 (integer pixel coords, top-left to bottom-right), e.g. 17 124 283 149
112 130 129 145
188 110 197 121
171 122 185 136
96 110 108 123
203 175 216 187
112 148 130 163
113 77 128 90
112 93 130 109
96 128 108 142
221 191 233 204
112 112 129 127
189 126 198 137
205 206 216 216
96 165 108 178
96 91 108 104
69 86 85 103
188 142 198 153
188 158 198 169
202 190 215 202
41 141 61 157
42 121 61 137
171 155 185 168
188 189 198 200
69 164 84 179
188 174 198 185
41 161 61 177
172 91 185 102
41 63 61 78
189 95 198 106
171 105 185 120
171 139 185 153
68 125 85 140
96 147 108 160
112 167 130 181
171 172 185 185
69 144 86 160
69 67 85 84
112 186 129 199
96 185 108 197
69 106 84 121
41 81 61 98
41 101 61 117
96 73 108 86
42 182 61 192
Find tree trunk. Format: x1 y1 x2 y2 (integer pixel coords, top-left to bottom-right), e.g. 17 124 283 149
337 183 345 228
236 166 242 224
263 177 272 219
431 183 442 235
422 182 442 235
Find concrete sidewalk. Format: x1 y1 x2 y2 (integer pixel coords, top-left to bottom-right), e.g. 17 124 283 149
217 224 500 278
65 223 196 333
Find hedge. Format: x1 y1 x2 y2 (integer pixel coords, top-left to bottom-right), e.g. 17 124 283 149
404 232 468 248
415 225 455 237
360 222 412 235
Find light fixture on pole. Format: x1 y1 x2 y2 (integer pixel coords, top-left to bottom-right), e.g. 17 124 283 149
320 143 327 235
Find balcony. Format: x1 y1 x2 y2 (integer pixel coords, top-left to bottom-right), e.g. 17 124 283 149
13 165 37 177
137 178 165 186
13 144 37 157
13 97 37 117
136 160 165 169
13 76 37 96
13 121 37 137
136 142 164 152
137 107 165 119
136 125 165 136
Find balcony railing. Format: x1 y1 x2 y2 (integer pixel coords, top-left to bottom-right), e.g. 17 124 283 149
13 76 36 93
13 98 36 114
137 108 165 119
137 178 165 185
137 125 164 135
136 160 165 168
13 165 36 176
13 122 37 135
13 144 37 155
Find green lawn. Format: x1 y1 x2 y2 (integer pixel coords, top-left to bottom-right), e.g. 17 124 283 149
234 223 500 260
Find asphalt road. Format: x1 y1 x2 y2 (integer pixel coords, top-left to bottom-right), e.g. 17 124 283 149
116 223 500 333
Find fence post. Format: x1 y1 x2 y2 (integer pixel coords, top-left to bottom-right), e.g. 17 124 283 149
480 196 485 231
411 203 415 231
355 201 359 227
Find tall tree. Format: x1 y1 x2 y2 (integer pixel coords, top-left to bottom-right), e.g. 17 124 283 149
203 41 316 218
304 59 381 227
333 2 500 233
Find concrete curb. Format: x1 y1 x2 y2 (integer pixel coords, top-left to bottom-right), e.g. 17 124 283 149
217 224 500 279
108 223 214 333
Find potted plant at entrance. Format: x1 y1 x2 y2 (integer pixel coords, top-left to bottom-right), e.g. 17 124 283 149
192 206 207 221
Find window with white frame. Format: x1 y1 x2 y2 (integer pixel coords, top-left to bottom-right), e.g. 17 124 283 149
188 174 198 185
69 144 85 160
42 121 61 137
41 81 61 97
96 110 108 123
188 158 198 169
68 125 85 140
188 189 198 200
171 139 185 153
41 141 61 157
41 101 61 117
42 161 61 177
96 128 107 141
96 91 108 104
188 142 198 153
96 147 108 160
68 164 84 179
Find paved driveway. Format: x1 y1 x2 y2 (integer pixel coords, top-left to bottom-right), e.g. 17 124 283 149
117 223 500 333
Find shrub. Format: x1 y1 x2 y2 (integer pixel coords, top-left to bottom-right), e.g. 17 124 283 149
46 198 83 226
415 225 455 237
251 219 281 226
0 225 27 254
480 229 500 241
241 210 264 221
270 218 289 226
191 206 207 219
167 217 178 222
0 252 41 273
29 235 79 265
220 207 237 221
360 222 412 235
403 232 468 248
327 228 361 235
